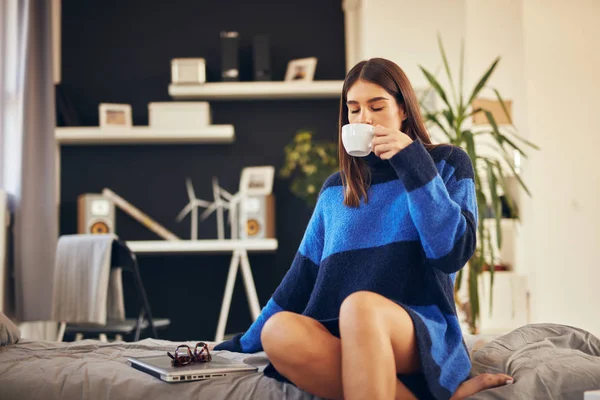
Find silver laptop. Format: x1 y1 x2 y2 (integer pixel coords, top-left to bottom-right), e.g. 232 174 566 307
128 354 258 383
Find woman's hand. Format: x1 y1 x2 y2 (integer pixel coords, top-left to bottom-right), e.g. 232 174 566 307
371 124 413 160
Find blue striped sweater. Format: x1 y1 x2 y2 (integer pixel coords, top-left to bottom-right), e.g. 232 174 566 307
215 140 476 399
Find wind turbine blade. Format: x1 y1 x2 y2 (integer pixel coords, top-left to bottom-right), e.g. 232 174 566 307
220 188 233 200
185 178 196 202
200 202 217 220
194 199 212 208
176 203 194 222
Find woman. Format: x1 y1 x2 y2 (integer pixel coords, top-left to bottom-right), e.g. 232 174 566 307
215 58 512 400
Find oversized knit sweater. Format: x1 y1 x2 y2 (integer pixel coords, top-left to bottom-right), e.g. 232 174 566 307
215 139 476 399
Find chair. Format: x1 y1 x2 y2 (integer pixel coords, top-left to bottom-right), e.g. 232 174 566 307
56 238 170 342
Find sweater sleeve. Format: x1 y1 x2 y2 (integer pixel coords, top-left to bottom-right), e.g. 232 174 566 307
388 140 477 274
214 196 324 353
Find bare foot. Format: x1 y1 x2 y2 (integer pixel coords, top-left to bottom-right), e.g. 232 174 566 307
450 373 514 400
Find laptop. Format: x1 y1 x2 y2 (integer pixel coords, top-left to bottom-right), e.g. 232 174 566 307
128 354 258 383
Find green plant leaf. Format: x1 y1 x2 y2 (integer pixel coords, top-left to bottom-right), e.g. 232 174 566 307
424 112 451 137
459 39 465 112
485 160 503 249
467 57 500 107
484 110 529 158
437 33 459 108
486 230 495 314
469 260 480 332
456 268 463 292
495 161 519 219
491 88 513 125
419 66 454 118
501 152 531 196
462 130 477 161
466 107 483 119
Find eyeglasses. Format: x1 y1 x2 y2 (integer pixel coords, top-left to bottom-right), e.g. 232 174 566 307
167 342 212 367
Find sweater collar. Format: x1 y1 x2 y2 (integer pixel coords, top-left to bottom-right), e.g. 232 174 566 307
363 152 392 172
362 152 398 182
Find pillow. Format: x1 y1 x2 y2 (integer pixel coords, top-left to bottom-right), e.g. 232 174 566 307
0 310 21 346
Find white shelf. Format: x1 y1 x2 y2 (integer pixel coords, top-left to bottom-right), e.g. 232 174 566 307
55 126 235 145
168 80 344 100
126 239 278 254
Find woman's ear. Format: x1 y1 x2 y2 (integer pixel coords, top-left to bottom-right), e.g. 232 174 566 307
399 105 408 122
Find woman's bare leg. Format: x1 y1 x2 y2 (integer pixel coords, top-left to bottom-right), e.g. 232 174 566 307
338 291 514 400
339 291 421 400
261 304 513 400
262 312 342 399
261 311 416 400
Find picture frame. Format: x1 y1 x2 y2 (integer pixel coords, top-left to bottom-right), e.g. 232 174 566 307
284 57 318 82
99 103 132 129
239 166 275 197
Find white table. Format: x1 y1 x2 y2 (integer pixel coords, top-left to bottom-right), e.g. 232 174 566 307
126 239 278 342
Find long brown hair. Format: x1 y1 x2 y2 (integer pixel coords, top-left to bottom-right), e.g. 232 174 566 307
338 58 438 207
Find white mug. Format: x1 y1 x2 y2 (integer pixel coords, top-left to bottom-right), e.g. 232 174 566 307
341 123 374 157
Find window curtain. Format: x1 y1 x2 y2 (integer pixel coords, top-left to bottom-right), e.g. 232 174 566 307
0 0 58 330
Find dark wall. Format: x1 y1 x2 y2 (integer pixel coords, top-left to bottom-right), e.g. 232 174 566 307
59 0 346 341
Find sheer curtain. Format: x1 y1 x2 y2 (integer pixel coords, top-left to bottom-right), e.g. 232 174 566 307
0 0 58 337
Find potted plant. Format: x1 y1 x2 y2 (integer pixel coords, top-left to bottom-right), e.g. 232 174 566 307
279 130 338 208
419 35 539 333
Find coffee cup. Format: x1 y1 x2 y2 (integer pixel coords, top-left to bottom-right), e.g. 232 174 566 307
341 123 374 157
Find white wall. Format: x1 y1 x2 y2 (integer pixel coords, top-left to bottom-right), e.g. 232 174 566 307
520 0 600 335
351 0 600 336
358 0 466 89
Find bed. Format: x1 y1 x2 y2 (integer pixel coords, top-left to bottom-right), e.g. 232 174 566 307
1 323 600 399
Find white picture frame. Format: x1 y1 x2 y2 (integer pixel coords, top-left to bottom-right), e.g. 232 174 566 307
284 57 318 82
99 103 132 129
239 166 275 196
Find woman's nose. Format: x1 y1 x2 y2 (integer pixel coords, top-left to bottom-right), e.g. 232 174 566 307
359 111 373 125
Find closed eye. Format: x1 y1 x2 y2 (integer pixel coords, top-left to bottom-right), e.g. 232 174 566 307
349 107 383 114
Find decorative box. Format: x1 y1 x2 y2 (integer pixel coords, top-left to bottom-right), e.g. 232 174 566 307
171 58 206 84
148 102 212 130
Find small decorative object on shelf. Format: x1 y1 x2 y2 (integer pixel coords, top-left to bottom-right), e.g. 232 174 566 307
171 58 206 84
220 31 239 81
148 102 212 130
238 166 276 240
252 34 271 81
102 188 180 241
175 167 276 241
99 103 132 129
77 193 115 235
175 178 220 241
285 57 318 82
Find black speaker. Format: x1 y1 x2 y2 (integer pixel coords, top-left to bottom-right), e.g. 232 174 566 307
252 34 271 81
220 31 239 81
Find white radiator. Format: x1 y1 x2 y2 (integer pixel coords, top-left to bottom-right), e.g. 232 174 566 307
0 189 8 312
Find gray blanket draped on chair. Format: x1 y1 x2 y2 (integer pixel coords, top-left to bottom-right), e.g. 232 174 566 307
51 234 125 325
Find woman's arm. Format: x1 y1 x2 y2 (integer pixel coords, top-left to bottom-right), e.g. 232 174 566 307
214 197 325 353
389 140 477 274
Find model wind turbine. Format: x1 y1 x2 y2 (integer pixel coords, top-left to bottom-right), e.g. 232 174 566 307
175 178 213 240
199 177 231 240
201 166 275 240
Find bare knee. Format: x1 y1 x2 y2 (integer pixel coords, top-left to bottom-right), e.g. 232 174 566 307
261 311 311 367
339 291 383 333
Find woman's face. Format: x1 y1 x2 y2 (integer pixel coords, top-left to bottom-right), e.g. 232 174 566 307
346 79 406 130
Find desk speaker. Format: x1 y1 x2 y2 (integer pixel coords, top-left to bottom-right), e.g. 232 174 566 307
240 195 275 239
253 34 271 81
220 31 239 81
78 194 115 234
